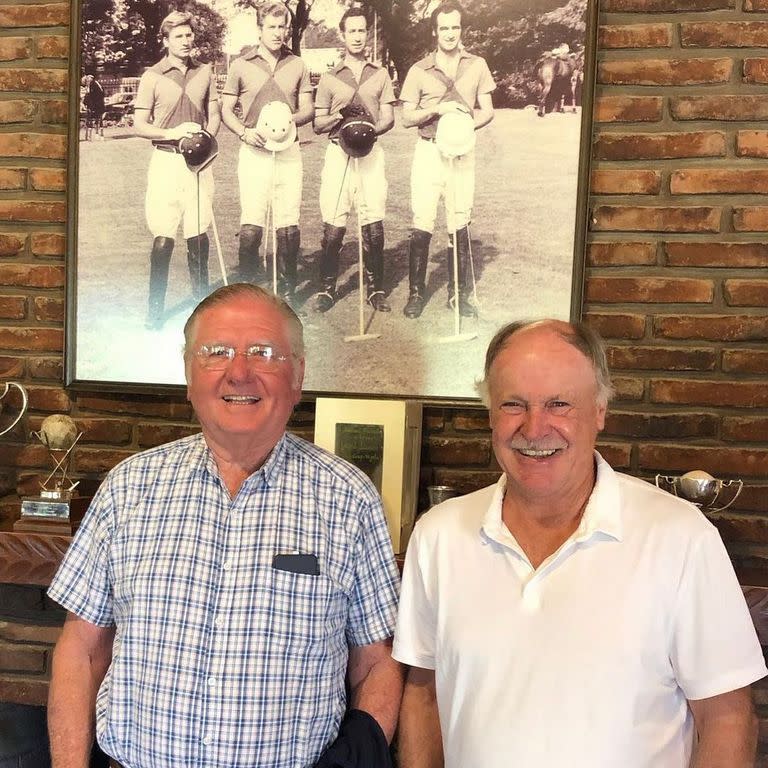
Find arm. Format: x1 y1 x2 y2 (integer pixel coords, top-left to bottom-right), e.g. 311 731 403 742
48 613 115 768
221 93 265 148
375 103 394 136
206 96 221 136
398 666 443 768
133 109 200 142
293 89 314 128
347 638 405 743
313 106 341 135
401 100 467 130
473 91 494 130
688 686 758 768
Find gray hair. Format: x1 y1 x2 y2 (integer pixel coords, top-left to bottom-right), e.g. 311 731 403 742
476 319 614 407
183 283 305 359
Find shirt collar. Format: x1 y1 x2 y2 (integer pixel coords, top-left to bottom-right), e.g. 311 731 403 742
156 55 200 74
422 48 472 70
334 57 377 76
243 44 293 63
480 451 623 547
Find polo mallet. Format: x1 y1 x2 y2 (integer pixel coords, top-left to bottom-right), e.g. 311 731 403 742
194 162 227 288
435 155 476 344
344 157 380 342
270 149 278 295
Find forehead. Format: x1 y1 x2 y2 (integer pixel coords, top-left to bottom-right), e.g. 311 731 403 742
489 329 598 397
262 12 287 26
190 296 291 345
168 24 193 37
436 10 461 27
345 15 367 30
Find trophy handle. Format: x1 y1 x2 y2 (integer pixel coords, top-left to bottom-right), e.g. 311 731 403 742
707 480 743 513
655 474 679 497
0 381 28 437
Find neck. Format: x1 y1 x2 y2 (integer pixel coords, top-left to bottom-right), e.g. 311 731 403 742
260 44 281 61
203 431 281 498
345 51 366 64
167 52 189 69
436 47 460 60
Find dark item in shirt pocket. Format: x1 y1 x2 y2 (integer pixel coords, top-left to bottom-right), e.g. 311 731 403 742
272 553 320 575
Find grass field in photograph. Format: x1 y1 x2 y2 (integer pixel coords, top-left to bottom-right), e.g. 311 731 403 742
75 106 582 398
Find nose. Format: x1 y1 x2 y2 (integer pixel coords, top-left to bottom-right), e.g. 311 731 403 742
521 405 548 441
224 351 252 381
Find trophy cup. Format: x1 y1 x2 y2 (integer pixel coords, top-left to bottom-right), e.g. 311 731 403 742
655 470 743 513
14 414 89 535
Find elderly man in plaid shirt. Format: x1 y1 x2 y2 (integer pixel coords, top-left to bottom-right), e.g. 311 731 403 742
46 283 403 768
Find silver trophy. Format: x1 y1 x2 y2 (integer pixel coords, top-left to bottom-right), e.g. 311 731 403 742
655 470 743 513
0 381 27 437
16 414 87 534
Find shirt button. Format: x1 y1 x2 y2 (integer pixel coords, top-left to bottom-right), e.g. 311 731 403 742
207 676 217 687
222 561 231 571
202 736 213 746
215 616 225 628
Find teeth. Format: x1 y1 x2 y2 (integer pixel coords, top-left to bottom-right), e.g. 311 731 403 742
518 449 557 457
222 395 260 404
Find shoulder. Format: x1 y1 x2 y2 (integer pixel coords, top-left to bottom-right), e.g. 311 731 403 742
413 482 497 542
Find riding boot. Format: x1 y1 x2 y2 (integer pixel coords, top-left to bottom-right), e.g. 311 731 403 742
403 229 431 319
276 224 300 305
362 220 390 312
146 236 174 330
238 224 264 283
314 223 346 312
186 234 209 301
447 226 476 317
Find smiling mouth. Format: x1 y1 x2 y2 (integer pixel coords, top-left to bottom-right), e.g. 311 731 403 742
516 448 560 458
222 395 261 404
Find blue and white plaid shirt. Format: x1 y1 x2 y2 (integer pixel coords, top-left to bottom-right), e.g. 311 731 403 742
48 432 400 768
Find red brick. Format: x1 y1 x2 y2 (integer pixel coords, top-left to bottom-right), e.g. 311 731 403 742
0 296 27 320
33 296 64 322
75 448 135 473
588 241 657 266
664 241 768 267
0 4 69 27
681 21 768 46
671 95 768 120
427 437 491 466
0 644 46 673
594 442 632 469
0 356 25 378
0 201 65 223
733 207 768 231
0 69 67 93
654 314 768 341
723 349 768 374
604 411 718 439
0 264 63 289
598 58 732 86
0 169 26 191
713 514 768 545
586 276 713 303
0 622 61 645
29 168 65 192
724 279 768 306
651 379 768 407
598 24 673 48
28 356 62 380
452 411 491 432
27 385 70 412
736 130 768 157
424 410 445 432
743 59 768 83
590 169 661 194
75 418 133 445
36 36 67 59
591 206 721 233
584 312 646 339
723 416 768 442
638 444 768 477
0 234 25 257
672 168 768 194
0 37 31 62
0 677 50 707
597 132 725 161
0 100 35 125
0 443 48 468
431 469 503 495
601 0 732 10
136 423 198 448
612 376 645 401
39 100 66 124
0 327 62 352
0 133 65 160
77 396 193 419
593 95 663 122
746 0 768 9
30 233 63 257
606 345 717 371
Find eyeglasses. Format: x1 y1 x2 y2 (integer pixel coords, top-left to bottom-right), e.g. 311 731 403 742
193 344 292 371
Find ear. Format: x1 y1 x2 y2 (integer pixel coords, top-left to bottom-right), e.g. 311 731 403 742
596 401 607 432
291 357 305 402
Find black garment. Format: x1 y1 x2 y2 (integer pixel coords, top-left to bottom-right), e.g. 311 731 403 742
314 710 391 768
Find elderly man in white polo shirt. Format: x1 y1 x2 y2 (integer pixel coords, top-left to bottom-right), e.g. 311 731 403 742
394 319 765 768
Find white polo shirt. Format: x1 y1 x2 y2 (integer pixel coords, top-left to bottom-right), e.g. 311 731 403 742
393 453 766 768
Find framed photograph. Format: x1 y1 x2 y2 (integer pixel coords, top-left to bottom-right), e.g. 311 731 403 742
314 397 422 553
66 0 597 400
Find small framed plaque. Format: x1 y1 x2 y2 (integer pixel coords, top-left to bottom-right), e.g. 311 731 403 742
314 398 422 554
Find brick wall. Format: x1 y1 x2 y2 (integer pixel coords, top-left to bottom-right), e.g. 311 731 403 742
0 0 767 753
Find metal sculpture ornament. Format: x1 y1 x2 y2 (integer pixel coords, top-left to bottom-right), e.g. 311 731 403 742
655 470 743 513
